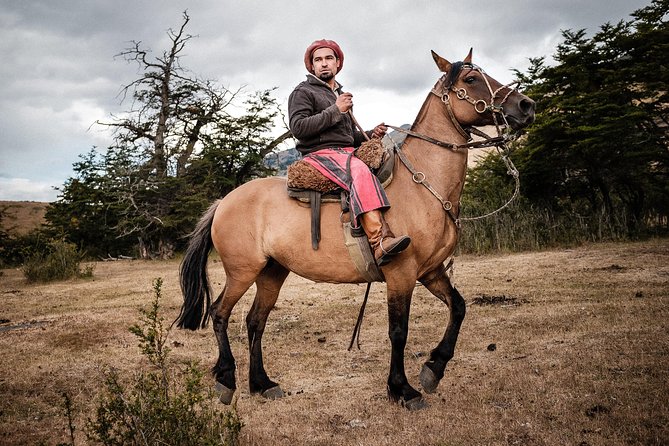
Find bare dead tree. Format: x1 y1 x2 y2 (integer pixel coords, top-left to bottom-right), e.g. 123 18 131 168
97 11 240 179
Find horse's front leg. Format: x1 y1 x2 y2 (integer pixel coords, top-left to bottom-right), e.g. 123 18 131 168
418 263 466 393
386 283 428 410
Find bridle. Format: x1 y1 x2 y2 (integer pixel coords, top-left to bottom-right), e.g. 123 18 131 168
387 62 522 226
437 62 521 139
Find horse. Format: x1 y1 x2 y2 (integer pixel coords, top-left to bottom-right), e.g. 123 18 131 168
177 49 536 410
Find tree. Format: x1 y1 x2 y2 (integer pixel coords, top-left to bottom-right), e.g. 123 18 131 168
45 149 135 258
48 12 287 259
461 0 669 251
510 0 668 236
187 90 286 198
91 11 240 258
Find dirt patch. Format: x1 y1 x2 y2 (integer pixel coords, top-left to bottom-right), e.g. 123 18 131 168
1 239 668 445
0 319 50 333
470 294 525 306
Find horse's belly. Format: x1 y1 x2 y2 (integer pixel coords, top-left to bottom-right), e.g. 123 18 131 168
267 216 368 284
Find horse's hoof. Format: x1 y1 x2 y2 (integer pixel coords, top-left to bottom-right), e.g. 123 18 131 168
215 382 235 405
419 364 439 394
261 385 285 400
403 396 429 411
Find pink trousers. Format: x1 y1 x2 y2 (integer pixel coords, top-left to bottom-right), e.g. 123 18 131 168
302 147 390 222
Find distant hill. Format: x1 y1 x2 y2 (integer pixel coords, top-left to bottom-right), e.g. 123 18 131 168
264 147 301 175
0 201 48 236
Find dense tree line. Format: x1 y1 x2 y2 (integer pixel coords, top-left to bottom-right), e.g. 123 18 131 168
461 0 668 251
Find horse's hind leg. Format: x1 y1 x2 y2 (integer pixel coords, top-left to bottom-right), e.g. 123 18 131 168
246 259 289 399
418 264 466 393
211 277 256 404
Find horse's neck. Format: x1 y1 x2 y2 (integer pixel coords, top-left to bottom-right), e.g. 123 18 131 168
398 93 469 208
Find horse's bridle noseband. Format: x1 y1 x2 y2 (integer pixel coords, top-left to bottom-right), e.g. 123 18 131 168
432 62 521 140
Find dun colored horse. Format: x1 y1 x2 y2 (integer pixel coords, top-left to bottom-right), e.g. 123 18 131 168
177 50 536 410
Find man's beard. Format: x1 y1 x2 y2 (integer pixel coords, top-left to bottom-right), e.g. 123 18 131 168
318 72 334 82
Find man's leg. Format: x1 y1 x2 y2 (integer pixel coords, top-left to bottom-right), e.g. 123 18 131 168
304 149 410 265
346 156 410 265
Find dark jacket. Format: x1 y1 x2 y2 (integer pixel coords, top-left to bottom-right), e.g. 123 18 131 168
288 74 368 155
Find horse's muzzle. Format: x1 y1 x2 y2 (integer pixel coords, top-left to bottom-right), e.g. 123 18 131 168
505 97 536 130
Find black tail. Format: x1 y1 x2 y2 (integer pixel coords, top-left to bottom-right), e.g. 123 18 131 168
176 201 219 330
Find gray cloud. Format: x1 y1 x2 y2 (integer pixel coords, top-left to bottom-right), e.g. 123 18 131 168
0 0 651 201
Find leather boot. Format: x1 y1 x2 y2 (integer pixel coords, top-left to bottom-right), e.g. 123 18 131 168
360 210 411 266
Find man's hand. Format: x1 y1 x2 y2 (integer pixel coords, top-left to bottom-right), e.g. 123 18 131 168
336 92 353 113
372 123 387 139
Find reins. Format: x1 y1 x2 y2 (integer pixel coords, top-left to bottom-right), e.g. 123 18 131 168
386 125 521 224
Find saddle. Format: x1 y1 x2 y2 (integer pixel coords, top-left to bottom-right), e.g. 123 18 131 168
286 138 398 282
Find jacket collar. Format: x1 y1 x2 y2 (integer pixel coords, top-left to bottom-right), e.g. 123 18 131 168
306 73 343 92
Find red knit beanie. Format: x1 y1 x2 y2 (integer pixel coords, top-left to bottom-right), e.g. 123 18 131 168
304 39 344 74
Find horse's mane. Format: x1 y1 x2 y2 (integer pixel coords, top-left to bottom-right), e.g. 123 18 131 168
446 61 465 88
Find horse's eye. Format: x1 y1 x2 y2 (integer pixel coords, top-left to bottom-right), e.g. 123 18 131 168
464 76 476 84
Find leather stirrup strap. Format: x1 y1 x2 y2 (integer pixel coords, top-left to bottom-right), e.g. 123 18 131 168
309 190 321 250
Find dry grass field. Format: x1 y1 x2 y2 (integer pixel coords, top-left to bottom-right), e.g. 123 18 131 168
0 201 48 236
1 239 668 445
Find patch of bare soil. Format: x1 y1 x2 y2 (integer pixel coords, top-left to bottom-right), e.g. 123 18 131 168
1 239 668 445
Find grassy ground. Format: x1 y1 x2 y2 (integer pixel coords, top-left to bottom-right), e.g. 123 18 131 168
1 239 668 445
0 201 48 236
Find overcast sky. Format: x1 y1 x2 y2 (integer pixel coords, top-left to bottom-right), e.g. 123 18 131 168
0 0 651 202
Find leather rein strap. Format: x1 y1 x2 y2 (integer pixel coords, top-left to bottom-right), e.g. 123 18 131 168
392 143 460 226
386 124 509 151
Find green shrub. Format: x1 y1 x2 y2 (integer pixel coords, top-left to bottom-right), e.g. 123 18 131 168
86 278 243 446
0 227 51 268
22 240 92 283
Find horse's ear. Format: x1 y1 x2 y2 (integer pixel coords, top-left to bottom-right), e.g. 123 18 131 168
431 50 452 73
464 48 473 64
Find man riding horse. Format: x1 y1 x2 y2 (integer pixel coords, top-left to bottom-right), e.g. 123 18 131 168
178 44 535 409
288 39 411 266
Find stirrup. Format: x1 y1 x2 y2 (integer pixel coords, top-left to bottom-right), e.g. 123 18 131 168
377 236 411 265
379 235 411 255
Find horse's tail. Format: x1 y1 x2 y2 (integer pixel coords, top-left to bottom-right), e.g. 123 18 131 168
176 200 220 330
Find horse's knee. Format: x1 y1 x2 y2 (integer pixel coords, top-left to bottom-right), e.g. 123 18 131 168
451 287 466 321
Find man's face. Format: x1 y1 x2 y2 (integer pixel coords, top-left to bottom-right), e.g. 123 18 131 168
312 47 339 82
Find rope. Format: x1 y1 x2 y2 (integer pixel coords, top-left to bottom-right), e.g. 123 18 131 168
348 282 372 351
460 148 520 222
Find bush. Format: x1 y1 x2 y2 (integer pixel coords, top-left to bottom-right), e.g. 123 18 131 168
0 228 52 268
22 240 93 283
86 278 243 446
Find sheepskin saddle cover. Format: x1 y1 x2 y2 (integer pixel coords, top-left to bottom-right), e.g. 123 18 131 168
287 139 386 193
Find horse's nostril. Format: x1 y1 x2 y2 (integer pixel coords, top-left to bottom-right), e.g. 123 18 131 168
520 98 536 116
